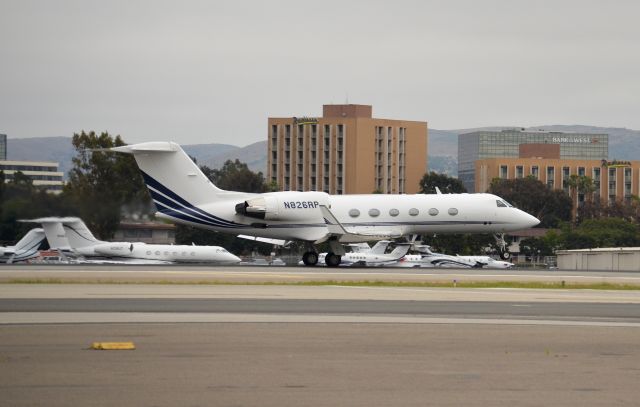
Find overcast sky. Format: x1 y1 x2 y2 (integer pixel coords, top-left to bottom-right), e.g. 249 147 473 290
1 0 639 146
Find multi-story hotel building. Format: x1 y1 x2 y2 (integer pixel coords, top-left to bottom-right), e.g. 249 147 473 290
0 160 65 193
268 104 427 194
459 129 608 192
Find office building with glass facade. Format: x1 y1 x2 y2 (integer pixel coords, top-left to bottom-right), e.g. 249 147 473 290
0 160 64 193
458 129 608 192
0 134 6 160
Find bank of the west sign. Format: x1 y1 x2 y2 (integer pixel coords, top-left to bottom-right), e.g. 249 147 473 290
552 136 599 144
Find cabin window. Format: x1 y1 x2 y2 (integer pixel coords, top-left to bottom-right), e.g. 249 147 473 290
164 251 169 255
349 209 360 217
428 208 439 216
389 208 399 217
448 208 458 216
409 208 419 216
155 251 160 255
146 251 151 255
191 252 196 256
368 208 380 217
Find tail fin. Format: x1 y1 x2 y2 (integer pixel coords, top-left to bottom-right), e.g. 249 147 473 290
370 240 391 255
13 228 46 252
22 218 73 250
388 244 411 259
59 218 103 249
111 142 225 210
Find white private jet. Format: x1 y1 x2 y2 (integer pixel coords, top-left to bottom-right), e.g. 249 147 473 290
393 245 513 268
24 217 241 264
456 255 514 269
109 141 539 267
0 228 46 264
300 241 409 267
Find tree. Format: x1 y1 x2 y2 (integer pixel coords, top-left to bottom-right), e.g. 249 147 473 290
419 172 467 194
207 159 267 193
567 175 596 223
420 233 495 256
0 172 69 245
64 131 150 239
489 177 572 228
559 218 640 249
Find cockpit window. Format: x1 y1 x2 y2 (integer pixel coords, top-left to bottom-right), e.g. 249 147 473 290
496 200 513 208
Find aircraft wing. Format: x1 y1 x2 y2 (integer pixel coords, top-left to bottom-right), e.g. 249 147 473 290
237 234 290 247
318 205 403 243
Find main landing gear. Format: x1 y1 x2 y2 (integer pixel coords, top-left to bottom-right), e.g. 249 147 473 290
301 238 345 267
494 233 511 260
302 251 318 266
301 250 342 267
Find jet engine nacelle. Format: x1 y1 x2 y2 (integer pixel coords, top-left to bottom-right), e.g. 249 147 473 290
235 191 330 221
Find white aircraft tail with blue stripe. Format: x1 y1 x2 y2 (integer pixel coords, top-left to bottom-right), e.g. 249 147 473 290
111 142 248 230
111 142 225 207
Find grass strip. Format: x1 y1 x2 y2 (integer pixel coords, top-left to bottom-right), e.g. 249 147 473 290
2 278 640 290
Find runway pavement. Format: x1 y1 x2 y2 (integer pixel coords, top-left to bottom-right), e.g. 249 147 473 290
1 270 640 406
2 263 640 284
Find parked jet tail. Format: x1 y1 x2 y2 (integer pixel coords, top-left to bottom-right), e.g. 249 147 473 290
13 228 46 252
388 244 411 259
2 228 46 263
24 217 100 249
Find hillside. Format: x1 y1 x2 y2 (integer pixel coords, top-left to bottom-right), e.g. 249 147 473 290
6 124 639 179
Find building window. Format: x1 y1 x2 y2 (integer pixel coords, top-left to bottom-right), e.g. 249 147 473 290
515 166 523 179
546 166 555 189
624 167 632 202
592 167 601 199
531 166 539 180
499 165 508 179
608 167 617 203
562 166 570 193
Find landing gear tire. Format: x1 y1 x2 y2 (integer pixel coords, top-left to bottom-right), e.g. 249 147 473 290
325 252 341 267
499 251 511 260
302 251 319 266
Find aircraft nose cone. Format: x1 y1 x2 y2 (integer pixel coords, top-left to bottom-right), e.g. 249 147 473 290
522 211 540 228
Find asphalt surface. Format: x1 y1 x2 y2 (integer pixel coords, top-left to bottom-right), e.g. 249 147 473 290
1 271 639 406
2 263 640 284
2 298 640 323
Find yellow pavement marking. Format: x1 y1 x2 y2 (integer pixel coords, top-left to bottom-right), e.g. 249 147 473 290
91 342 136 350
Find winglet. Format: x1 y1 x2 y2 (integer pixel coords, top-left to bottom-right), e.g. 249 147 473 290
319 205 347 235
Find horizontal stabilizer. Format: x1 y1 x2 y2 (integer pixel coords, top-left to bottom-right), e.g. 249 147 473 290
109 142 181 154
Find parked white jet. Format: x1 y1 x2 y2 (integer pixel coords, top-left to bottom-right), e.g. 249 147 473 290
109 141 539 267
300 241 409 267
456 255 514 269
25 217 241 264
393 245 513 268
0 228 46 264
